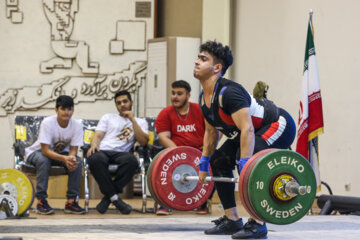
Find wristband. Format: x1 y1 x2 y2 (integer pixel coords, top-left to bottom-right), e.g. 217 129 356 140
237 157 250 174
198 156 210 172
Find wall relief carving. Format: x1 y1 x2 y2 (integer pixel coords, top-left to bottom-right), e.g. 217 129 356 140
0 61 146 116
1 0 153 117
6 0 23 23
110 20 146 55
41 0 99 74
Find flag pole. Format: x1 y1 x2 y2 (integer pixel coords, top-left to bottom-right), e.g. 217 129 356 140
309 10 313 34
307 9 316 215
308 139 313 215
308 9 313 169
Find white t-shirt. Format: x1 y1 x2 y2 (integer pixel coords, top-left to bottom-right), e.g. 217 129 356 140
25 115 84 159
96 113 148 152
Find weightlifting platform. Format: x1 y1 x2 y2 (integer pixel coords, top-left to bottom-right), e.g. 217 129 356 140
0 198 359 240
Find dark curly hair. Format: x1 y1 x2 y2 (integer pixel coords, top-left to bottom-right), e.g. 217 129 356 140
199 41 233 75
56 95 74 109
172 80 191 93
114 90 132 102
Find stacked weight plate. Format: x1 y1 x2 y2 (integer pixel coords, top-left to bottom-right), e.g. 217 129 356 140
0 169 35 217
238 149 317 225
147 146 214 211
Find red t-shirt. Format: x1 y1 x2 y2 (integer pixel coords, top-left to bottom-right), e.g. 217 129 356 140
155 102 205 150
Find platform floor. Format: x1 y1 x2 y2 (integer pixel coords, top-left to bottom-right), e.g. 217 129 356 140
1 198 359 240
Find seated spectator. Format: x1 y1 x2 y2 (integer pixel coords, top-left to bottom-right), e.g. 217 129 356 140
154 80 213 215
87 90 149 214
25 95 85 215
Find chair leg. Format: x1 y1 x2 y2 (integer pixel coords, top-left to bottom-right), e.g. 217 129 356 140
154 202 158 213
141 170 147 213
84 163 90 213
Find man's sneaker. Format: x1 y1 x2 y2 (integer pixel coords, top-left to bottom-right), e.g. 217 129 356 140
112 198 132 214
204 216 244 235
211 215 227 225
64 199 86 214
156 207 171 215
96 196 111 214
36 198 54 215
231 218 268 239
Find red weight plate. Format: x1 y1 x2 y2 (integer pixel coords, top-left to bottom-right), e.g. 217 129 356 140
151 146 214 211
155 146 214 211
150 148 177 209
239 149 276 221
150 148 185 209
244 149 279 221
151 147 199 210
147 155 160 207
147 148 173 208
243 149 277 221
239 151 262 219
239 151 266 220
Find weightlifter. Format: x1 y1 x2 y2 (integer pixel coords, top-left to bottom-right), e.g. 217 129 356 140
194 41 296 239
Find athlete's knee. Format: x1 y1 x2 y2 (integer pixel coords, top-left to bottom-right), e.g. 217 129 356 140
128 154 139 169
34 155 51 169
87 152 106 167
75 156 82 166
210 157 234 177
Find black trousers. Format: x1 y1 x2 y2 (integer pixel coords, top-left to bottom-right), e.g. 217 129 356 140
211 109 296 209
88 151 139 198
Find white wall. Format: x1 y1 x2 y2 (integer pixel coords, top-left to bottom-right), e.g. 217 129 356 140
232 0 360 196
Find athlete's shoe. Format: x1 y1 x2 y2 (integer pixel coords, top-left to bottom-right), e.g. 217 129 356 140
112 198 132 214
211 215 227 225
196 200 211 215
204 215 244 235
64 199 86 214
37 198 54 215
156 207 171 215
231 218 268 239
96 196 111 214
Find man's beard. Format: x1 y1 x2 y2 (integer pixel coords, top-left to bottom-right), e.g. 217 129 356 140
119 104 132 115
173 99 187 110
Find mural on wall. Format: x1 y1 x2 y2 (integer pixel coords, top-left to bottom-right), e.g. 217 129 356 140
0 0 153 116
6 0 23 23
0 61 146 116
41 0 99 74
110 20 146 55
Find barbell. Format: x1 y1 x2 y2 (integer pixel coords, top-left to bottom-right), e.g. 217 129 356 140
176 175 307 196
147 146 316 225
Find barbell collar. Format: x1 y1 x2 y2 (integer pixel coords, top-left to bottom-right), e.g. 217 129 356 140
182 175 238 183
284 181 307 197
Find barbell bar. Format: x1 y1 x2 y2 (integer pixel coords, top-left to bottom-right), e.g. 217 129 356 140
175 174 237 183
174 174 307 197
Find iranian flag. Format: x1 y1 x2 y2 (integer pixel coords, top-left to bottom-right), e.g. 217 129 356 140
296 12 324 190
